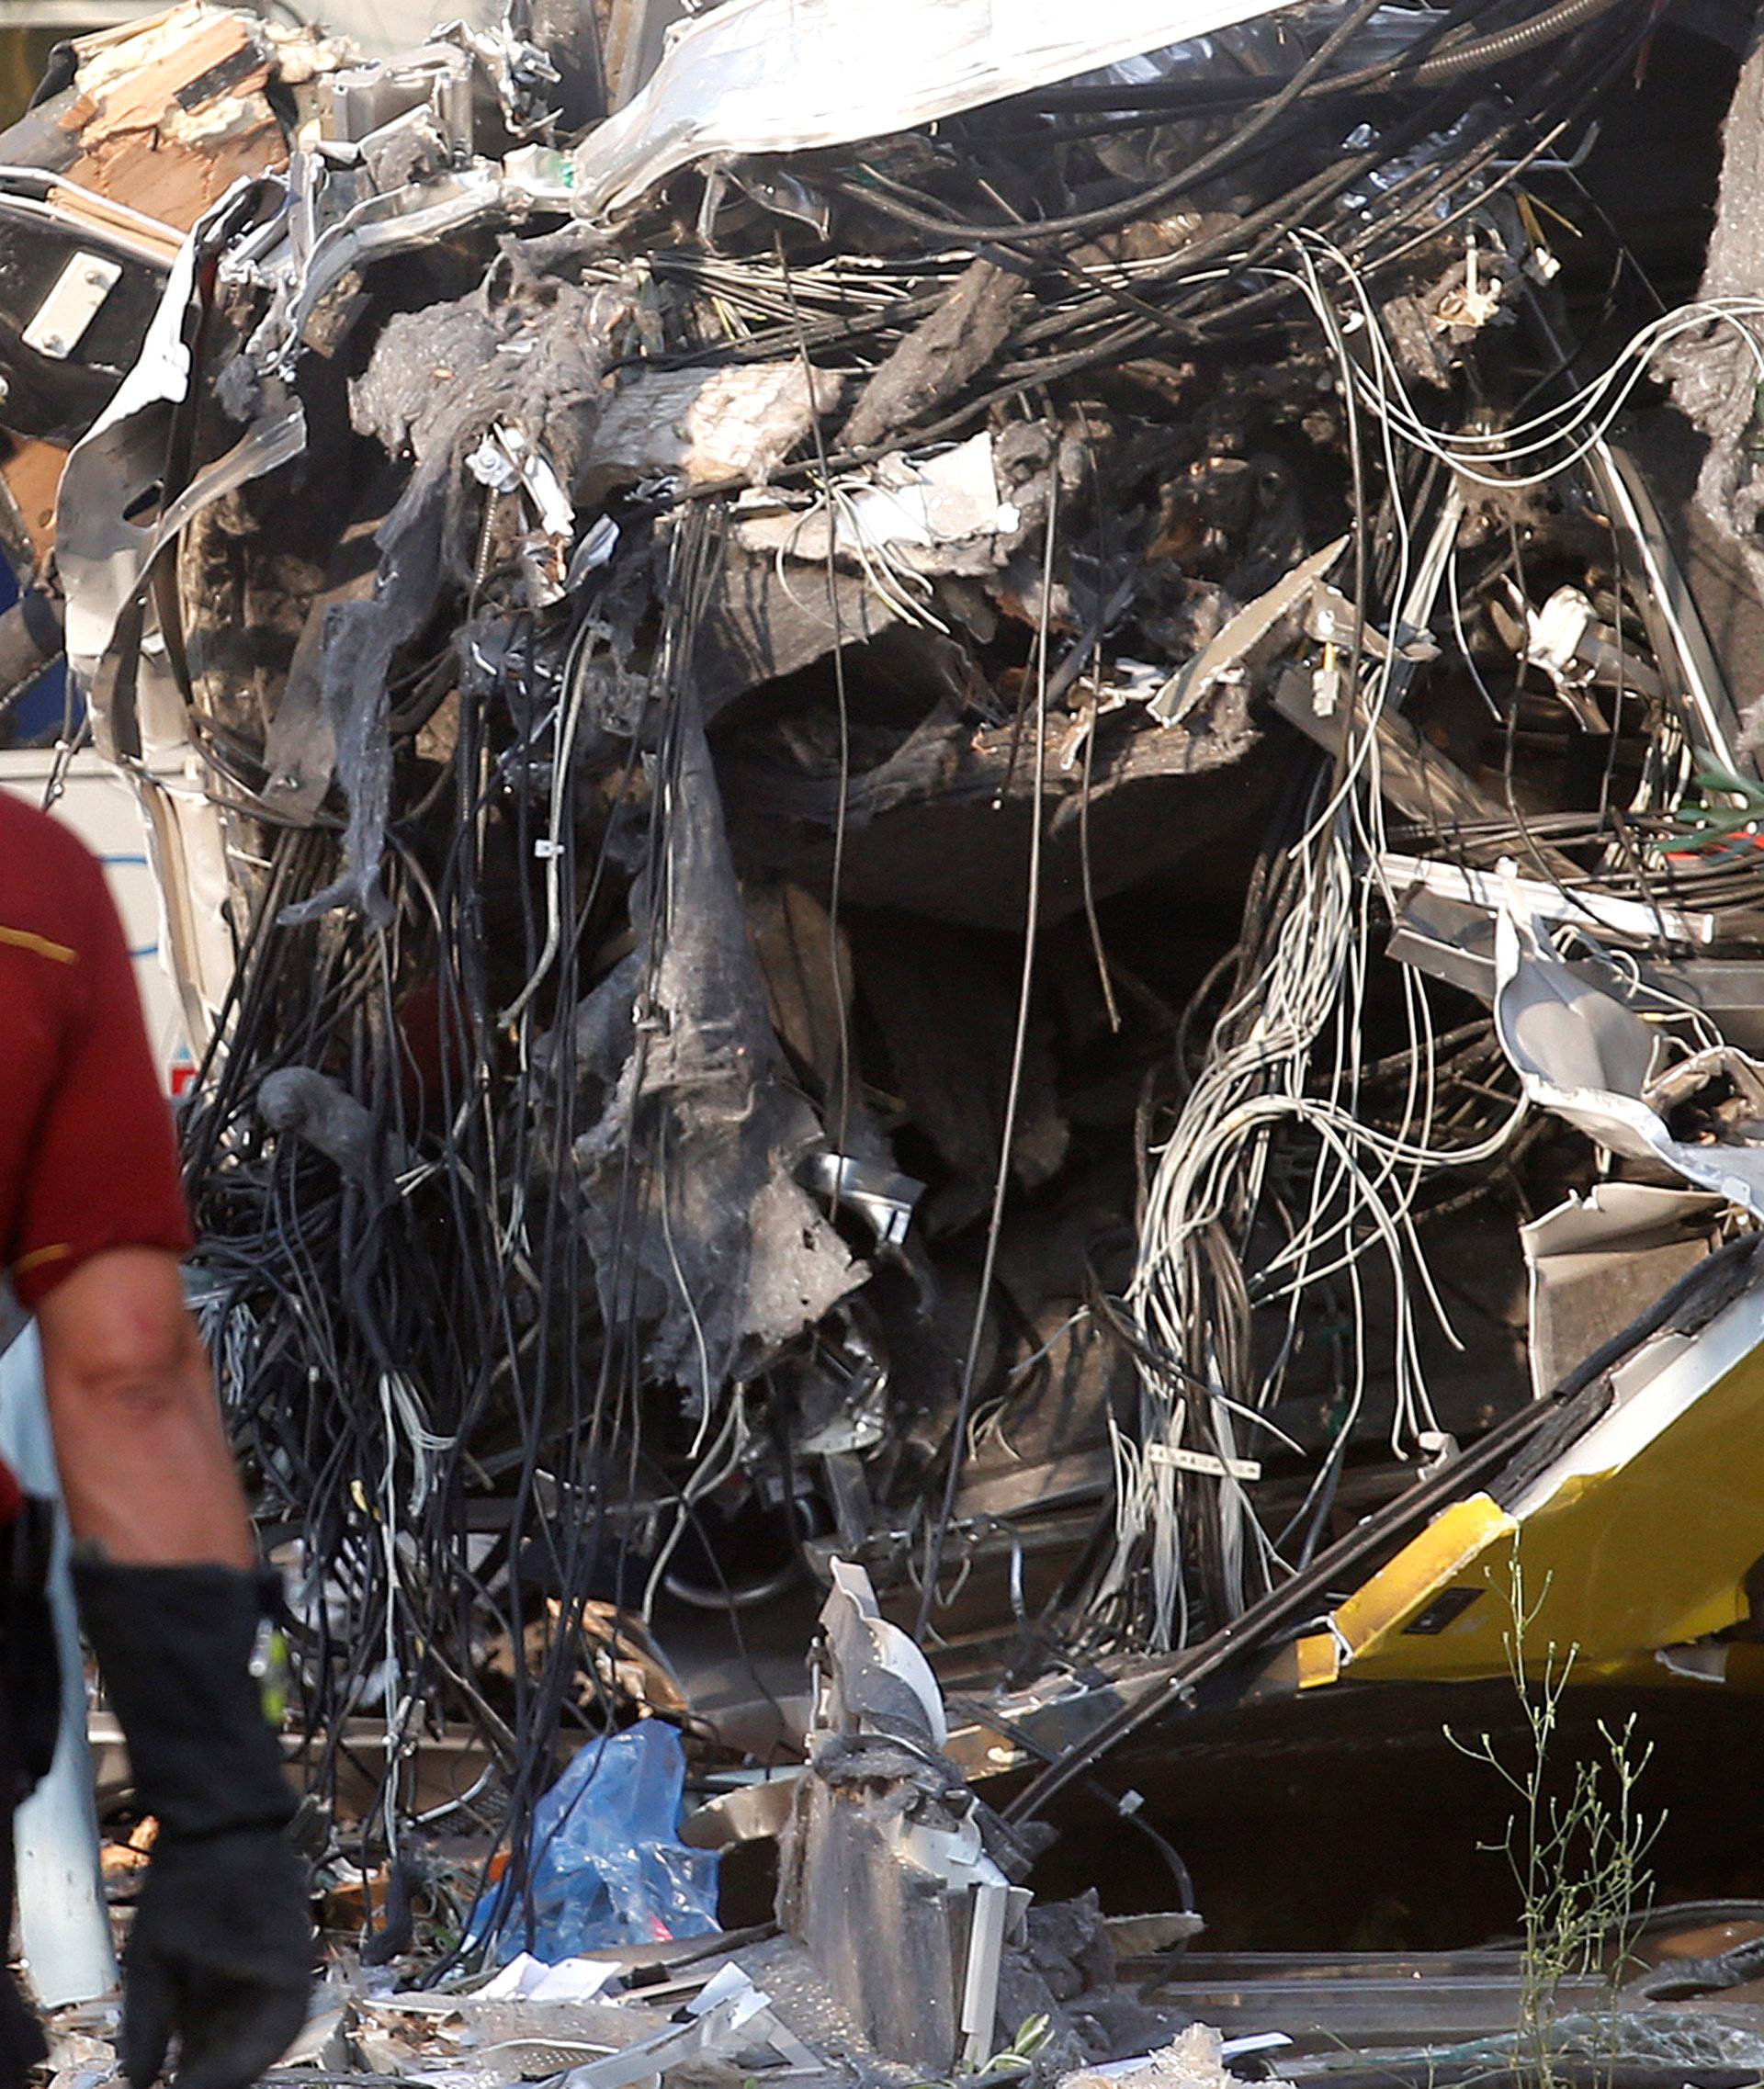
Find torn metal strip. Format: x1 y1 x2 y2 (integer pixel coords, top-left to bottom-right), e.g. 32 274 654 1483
57 183 293 676
1382 851 1720 948
570 0 1296 218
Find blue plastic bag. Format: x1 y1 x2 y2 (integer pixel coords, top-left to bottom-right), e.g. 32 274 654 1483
478 1722 720 1962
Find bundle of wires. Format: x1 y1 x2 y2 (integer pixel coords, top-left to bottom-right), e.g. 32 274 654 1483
178 525 783 1950
166 0 1682 1908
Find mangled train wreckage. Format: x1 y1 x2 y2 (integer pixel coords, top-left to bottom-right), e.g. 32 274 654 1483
9 0 1764 1960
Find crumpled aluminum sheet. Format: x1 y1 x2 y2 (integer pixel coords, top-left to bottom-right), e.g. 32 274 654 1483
1493 898 1764 1222
570 0 1295 218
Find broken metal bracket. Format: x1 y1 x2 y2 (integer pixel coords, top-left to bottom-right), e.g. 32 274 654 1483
803 1151 924 1248
22 251 121 361
1149 533 1348 727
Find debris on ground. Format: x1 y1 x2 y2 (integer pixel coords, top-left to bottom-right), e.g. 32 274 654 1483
1061 2025 1293 2089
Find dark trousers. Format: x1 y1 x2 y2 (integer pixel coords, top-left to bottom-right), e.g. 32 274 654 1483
0 1501 64 2088
0 1712 51 2089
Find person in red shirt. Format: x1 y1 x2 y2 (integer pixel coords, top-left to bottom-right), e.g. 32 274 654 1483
0 794 311 2089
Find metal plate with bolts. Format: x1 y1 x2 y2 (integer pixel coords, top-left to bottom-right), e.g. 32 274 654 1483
23 254 122 361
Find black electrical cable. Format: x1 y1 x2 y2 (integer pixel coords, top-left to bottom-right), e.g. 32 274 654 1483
912 459 1061 1645
1397 0 1629 85
1001 1394 1564 1826
841 0 1397 255
1048 0 1624 112
838 0 1621 254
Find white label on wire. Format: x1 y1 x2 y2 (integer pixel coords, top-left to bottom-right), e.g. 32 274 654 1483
1147 1443 1261 1482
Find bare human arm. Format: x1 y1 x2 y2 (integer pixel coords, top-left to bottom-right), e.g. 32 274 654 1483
0 810 311 2089
37 1245 253 1568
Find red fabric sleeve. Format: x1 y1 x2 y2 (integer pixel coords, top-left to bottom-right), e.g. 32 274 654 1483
11 839 193 1308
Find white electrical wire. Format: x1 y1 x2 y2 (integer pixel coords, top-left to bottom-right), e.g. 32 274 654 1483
1272 232 1764 491
1115 213 1646 1647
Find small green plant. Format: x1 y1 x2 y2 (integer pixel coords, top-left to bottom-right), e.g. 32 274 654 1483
909 2014 1057 2089
977 2016 1054 2077
1447 1554 1661 2089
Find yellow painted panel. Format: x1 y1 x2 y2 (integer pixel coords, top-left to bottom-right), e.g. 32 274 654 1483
1341 1334 1764 1686
1295 1634 1340 1689
1331 1496 1519 1656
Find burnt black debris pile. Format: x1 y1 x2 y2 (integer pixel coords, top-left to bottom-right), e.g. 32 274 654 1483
24 0 1764 1959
